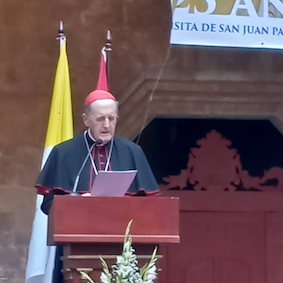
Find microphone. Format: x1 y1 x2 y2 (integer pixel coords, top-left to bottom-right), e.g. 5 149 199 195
96 139 103 146
69 138 103 196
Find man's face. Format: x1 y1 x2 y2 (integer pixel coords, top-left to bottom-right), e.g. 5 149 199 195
82 99 118 144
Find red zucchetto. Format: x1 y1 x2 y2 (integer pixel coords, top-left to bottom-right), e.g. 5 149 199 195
84 89 116 106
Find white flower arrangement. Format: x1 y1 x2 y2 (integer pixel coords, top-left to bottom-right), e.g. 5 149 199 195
80 220 158 283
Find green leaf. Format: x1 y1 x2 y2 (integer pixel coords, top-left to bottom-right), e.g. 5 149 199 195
150 247 158 264
99 256 112 281
124 219 133 245
140 263 148 278
140 247 158 280
79 271 96 283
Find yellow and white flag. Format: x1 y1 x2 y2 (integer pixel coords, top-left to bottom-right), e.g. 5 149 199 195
25 41 73 283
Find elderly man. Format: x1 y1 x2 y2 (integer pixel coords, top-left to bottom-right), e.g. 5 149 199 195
36 89 159 283
37 89 159 211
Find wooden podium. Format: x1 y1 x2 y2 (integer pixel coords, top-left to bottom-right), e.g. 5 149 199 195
48 195 179 283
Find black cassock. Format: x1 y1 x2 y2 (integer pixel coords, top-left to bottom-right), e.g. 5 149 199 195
36 132 159 283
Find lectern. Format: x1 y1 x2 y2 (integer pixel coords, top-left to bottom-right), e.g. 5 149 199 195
48 196 179 283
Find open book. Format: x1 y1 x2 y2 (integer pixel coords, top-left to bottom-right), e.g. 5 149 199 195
90 170 137 196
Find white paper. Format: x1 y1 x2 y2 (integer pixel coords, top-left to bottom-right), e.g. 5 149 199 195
91 170 137 196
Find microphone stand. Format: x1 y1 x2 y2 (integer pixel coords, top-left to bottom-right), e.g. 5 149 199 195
69 175 81 196
69 138 103 196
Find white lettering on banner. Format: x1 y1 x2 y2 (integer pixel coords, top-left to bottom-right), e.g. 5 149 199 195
260 0 283 17
230 0 258 17
194 0 216 15
173 0 283 18
268 0 283 15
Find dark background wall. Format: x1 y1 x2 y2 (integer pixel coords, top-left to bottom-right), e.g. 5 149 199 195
1 1 283 282
138 118 283 183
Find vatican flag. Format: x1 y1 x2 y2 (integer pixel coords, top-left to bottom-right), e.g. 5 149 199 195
25 41 73 283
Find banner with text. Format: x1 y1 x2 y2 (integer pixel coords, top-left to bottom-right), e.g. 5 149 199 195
170 0 283 49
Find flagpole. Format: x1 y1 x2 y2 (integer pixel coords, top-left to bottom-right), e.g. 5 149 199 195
57 21 66 51
25 22 72 283
105 30 112 91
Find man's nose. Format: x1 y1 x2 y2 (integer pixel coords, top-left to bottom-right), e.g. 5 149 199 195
103 118 110 128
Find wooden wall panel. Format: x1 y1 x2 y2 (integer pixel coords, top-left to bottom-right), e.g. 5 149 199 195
165 211 265 283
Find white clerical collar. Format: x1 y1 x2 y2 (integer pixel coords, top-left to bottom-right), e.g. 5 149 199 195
88 129 98 143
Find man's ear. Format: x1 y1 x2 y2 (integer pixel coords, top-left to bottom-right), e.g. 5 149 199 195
82 113 89 127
